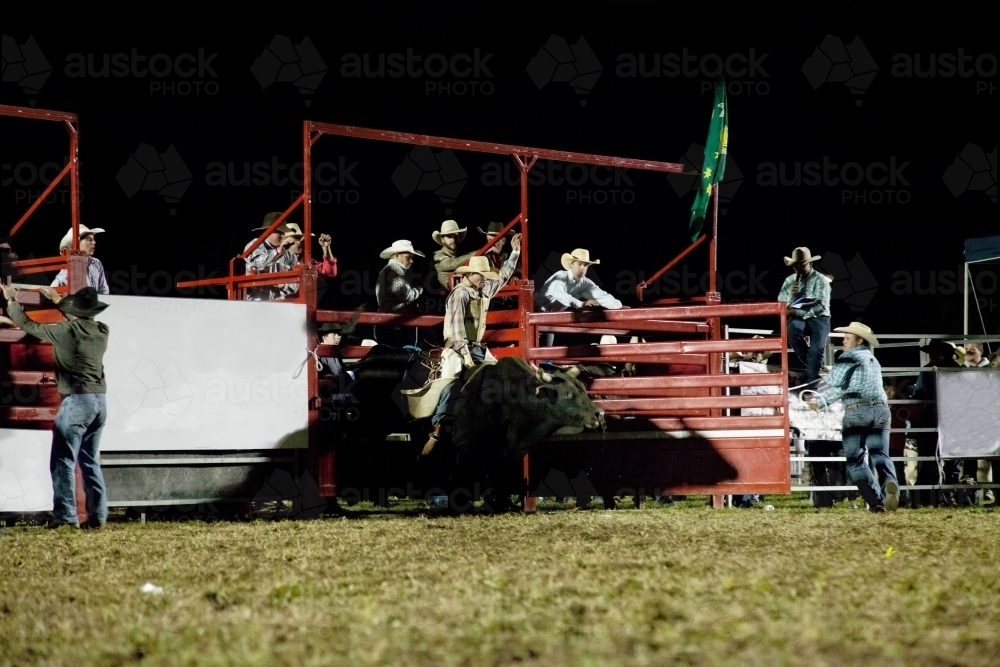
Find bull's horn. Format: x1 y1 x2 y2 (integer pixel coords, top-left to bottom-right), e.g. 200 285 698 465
536 368 553 383
565 366 581 378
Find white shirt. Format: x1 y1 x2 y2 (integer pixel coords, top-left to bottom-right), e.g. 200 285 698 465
51 257 109 294
534 270 622 312
964 359 989 367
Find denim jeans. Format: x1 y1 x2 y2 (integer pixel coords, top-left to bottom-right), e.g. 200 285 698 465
841 403 896 507
431 346 485 427
789 316 830 386
51 394 108 526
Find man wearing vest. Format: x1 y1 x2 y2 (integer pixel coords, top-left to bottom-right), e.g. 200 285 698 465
423 233 521 454
3 284 111 529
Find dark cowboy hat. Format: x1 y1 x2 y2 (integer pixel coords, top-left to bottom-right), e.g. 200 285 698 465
478 221 512 236
253 212 292 233
318 306 364 338
58 287 109 318
919 339 956 354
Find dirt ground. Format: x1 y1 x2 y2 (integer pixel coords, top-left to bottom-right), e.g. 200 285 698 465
2 496 998 667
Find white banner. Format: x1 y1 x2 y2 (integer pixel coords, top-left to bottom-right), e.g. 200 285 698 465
937 370 1000 457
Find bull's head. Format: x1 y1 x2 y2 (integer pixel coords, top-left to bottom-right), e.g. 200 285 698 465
534 365 605 433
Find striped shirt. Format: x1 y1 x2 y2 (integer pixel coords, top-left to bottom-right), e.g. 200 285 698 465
51 257 109 294
244 240 297 301
816 345 886 409
777 269 831 319
376 259 423 312
535 270 622 311
443 249 520 351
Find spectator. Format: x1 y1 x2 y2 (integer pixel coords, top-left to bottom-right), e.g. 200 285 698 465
431 220 475 294
535 248 623 347
964 342 989 367
51 225 109 294
375 240 424 348
3 284 110 529
989 350 1000 368
912 340 961 506
244 213 295 301
777 247 831 390
808 322 899 512
478 222 512 270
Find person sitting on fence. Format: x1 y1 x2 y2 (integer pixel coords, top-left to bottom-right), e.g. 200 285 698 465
431 220 476 295
50 225 109 294
777 247 831 391
479 222 513 271
808 322 899 513
963 342 989 367
375 240 425 348
535 248 623 347
273 223 339 299
244 212 296 301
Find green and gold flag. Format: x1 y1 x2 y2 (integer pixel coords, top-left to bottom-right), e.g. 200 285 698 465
689 79 728 240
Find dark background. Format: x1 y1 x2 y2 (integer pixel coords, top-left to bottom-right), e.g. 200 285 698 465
2 3 996 336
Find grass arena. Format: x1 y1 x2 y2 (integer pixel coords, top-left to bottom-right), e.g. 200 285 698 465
2 498 998 667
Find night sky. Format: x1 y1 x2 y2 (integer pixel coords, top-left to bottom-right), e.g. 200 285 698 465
2 3 996 337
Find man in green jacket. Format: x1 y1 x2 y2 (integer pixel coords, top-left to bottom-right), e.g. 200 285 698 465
2 284 111 529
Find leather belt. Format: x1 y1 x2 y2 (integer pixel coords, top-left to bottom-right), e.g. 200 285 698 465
845 400 886 410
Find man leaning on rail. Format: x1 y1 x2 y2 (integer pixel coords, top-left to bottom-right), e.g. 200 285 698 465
807 322 900 513
3 283 111 529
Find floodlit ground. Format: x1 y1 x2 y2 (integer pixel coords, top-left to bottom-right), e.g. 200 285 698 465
1 497 998 667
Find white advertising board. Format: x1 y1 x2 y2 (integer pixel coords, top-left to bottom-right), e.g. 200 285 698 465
937 370 1000 457
94 296 309 451
0 429 53 512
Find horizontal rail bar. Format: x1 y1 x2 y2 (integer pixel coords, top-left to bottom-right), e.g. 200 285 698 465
528 302 785 324
315 311 444 327
310 122 690 173
648 416 786 430
0 104 77 122
595 395 785 411
589 374 784 392
100 457 295 466
539 320 710 334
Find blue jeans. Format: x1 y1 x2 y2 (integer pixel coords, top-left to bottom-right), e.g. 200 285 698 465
841 404 896 507
431 346 485 427
789 316 829 386
51 394 108 526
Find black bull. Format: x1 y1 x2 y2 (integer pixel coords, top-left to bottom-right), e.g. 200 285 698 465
321 347 605 507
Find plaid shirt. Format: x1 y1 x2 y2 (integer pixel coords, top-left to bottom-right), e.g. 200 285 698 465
443 249 519 352
534 270 622 311
51 257 109 294
377 258 423 312
778 269 831 319
244 240 297 301
816 345 886 408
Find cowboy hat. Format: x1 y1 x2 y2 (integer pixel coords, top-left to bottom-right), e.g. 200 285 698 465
784 247 822 266
380 240 425 259
834 321 879 348
58 225 105 251
57 287 109 318
919 339 956 354
253 212 293 233
432 219 467 245
561 248 600 271
318 306 364 337
282 222 315 239
478 221 511 236
455 255 500 280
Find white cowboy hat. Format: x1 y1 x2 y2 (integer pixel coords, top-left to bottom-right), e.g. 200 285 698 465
784 247 822 266
282 222 315 239
431 219 467 245
598 335 617 345
561 248 600 271
834 322 879 347
58 225 105 251
380 240 425 259
454 255 500 280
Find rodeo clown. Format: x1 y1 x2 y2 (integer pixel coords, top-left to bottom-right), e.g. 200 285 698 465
422 232 522 454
